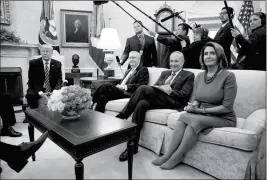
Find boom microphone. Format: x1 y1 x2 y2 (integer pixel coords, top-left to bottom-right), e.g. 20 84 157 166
161 11 184 22
116 56 121 65
93 1 109 5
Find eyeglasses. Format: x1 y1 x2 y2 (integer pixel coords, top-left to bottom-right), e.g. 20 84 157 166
219 12 228 16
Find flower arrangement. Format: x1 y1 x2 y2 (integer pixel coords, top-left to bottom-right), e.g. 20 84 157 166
0 28 27 44
48 85 92 117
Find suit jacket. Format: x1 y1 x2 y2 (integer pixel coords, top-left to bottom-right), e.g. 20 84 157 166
121 34 157 67
157 34 190 68
214 22 233 65
120 66 149 96
27 57 62 94
154 69 195 108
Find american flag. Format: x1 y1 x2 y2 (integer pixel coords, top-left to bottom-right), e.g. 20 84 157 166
237 1 254 35
231 1 254 63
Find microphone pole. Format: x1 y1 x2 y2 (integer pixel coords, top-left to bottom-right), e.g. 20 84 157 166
112 1 149 31
223 1 240 49
125 1 182 41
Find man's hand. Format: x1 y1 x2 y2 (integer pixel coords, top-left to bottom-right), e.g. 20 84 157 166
116 84 125 90
148 31 156 37
38 93 49 107
159 85 172 95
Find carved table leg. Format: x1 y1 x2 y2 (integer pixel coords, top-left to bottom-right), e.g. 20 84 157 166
127 140 134 180
28 124 35 161
75 159 84 180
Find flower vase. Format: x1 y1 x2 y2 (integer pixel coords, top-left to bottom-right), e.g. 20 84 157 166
61 110 82 120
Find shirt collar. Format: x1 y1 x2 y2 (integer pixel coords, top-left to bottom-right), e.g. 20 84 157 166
137 33 144 39
172 68 182 75
221 21 229 28
42 59 51 65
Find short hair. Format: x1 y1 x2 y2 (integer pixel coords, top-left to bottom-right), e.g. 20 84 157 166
192 24 209 40
129 51 141 60
178 23 191 35
221 7 234 19
74 19 82 25
199 42 228 70
40 44 53 51
72 54 80 59
133 20 143 26
251 12 266 26
170 51 185 62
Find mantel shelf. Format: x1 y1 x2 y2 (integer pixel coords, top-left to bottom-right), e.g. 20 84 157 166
0 42 39 48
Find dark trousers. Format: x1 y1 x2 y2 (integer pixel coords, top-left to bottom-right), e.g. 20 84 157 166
26 89 40 109
92 83 130 113
118 85 179 147
0 93 16 129
0 141 27 172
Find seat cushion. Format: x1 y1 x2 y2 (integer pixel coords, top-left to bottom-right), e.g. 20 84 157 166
145 109 178 125
105 98 130 112
198 127 258 151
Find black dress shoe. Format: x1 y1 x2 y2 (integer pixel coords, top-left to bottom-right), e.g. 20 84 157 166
1 127 22 137
116 113 125 120
119 148 138 162
7 131 49 173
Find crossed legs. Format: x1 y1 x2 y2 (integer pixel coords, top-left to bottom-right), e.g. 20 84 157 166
152 120 198 170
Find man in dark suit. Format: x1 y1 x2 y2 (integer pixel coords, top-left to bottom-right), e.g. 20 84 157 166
0 92 22 137
149 23 191 68
26 44 62 108
214 7 234 66
92 51 149 113
0 131 48 173
116 51 195 161
120 20 157 67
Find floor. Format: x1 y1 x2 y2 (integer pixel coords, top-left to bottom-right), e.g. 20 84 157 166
1 111 215 179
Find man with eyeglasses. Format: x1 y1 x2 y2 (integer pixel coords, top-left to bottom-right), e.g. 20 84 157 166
214 7 234 66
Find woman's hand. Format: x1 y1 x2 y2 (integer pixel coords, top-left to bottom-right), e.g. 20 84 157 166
231 28 241 38
180 40 186 48
184 102 195 113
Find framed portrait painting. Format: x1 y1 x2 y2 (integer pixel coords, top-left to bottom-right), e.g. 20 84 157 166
61 9 92 47
0 1 11 24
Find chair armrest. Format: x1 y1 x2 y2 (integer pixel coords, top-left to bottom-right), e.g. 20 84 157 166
242 109 266 135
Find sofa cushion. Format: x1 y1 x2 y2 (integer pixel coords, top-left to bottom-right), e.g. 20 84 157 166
166 111 187 129
105 98 129 112
145 109 178 125
198 127 258 151
147 67 168 86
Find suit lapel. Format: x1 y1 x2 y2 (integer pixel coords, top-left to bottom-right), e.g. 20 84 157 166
126 66 140 84
49 59 55 82
171 69 184 86
120 68 131 83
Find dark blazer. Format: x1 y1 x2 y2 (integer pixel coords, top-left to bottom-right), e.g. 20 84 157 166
214 22 233 65
121 66 149 96
121 34 157 67
67 28 88 43
154 69 195 108
182 37 213 69
26 57 62 95
157 34 190 69
235 25 266 71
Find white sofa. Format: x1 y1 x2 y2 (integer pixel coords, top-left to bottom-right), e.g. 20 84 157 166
104 67 266 179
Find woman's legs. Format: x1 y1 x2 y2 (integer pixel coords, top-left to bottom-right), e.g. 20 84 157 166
160 125 198 169
152 121 186 165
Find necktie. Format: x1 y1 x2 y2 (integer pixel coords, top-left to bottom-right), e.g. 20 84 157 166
44 62 51 92
121 69 134 86
138 35 145 56
165 73 176 85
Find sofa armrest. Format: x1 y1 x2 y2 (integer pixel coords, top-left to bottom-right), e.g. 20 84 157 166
242 109 266 135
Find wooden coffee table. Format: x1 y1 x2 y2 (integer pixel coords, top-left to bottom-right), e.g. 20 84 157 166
25 107 137 180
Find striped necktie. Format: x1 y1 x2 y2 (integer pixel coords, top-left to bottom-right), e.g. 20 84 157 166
165 73 176 85
44 62 51 92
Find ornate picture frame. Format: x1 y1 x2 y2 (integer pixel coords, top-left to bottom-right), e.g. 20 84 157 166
0 1 11 24
60 9 92 47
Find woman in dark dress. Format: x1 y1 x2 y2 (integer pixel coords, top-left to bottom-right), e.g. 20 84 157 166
182 24 212 69
152 42 237 169
231 12 266 71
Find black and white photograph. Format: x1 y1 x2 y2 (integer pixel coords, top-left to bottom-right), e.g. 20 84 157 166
0 1 266 179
